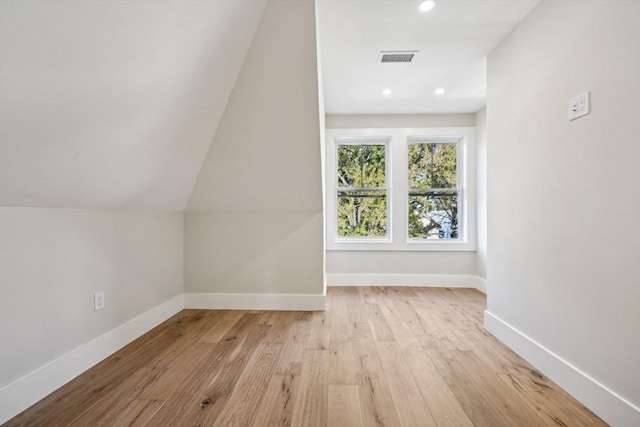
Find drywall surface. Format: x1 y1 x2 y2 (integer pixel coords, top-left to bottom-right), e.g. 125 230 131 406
185 211 322 294
326 114 475 129
0 207 183 388
325 114 477 280
0 0 266 210
185 1 323 295
487 0 640 416
475 107 487 279
327 251 476 276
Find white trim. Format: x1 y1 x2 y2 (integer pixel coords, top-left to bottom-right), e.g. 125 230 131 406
473 276 487 294
484 311 640 427
327 273 478 288
184 293 326 311
325 127 476 252
0 294 184 425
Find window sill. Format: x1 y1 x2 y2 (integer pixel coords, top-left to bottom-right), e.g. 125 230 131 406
326 240 476 252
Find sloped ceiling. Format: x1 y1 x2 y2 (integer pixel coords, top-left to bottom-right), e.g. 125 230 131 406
0 0 266 210
186 0 322 212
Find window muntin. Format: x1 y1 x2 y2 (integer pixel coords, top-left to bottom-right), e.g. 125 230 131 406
336 143 388 238
408 142 459 240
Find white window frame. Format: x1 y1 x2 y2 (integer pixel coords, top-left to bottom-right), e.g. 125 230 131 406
325 127 476 251
331 137 391 244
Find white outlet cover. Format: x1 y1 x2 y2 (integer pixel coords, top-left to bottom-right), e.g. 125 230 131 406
94 291 105 311
568 91 590 121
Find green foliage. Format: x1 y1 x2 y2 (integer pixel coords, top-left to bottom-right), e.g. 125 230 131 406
337 192 387 237
408 143 458 239
408 143 456 189
408 195 458 239
335 142 459 239
337 145 386 237
337 145 385 187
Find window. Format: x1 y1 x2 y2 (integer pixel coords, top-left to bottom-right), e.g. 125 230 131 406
336 141 388 238
408 139 459 240
325 128 475 251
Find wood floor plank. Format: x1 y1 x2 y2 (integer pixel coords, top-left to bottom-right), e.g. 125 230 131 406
174 324 273 426
275 319 312 375
6 287 606 427
418 334 545 427
328 341 357 384
262 311 298 343
290 349 330 427
213 342 284 426
352 322 402 427
307 309 330 350
142 313 269 426
251 373 300 427
137 341 214 400
75 320 218 424
357 285 379 304
345 287 369 323
376 340 438 427
387 321 473 427
107 399 163 427
330 294 351 347
328 384 364 427
366 303 395 342
497 373 607 426
199 310 245 343
3 309 197 427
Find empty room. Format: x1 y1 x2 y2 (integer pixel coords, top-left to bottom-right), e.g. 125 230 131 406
0 0 638 426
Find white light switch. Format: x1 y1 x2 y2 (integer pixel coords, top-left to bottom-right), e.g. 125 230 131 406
568 91 590 121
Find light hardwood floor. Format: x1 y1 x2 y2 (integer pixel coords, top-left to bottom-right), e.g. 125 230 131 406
4 287 606 426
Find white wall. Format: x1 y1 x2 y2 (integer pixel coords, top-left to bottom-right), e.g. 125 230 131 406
475 107 487 279
327 251 477 276
0 0 266 210
486 1 640 425
316 0 328 294
326 114 475 129
185 0 323 298
325 114 479 285
0 207 183 389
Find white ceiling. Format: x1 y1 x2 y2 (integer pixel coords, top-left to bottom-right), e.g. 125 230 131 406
317 0 539 114
0 0 539 210
0 0 266 210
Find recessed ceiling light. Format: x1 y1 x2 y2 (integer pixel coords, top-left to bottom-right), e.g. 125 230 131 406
418 0 435 13
382 89 392 96
434 87 445 95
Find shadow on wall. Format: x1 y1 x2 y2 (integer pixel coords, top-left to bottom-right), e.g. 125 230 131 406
184 210 323 295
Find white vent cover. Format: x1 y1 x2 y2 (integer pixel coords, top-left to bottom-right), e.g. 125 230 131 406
378 51 418 63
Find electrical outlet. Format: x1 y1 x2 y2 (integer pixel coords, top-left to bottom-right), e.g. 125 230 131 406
568 91 590 121
94 291 105 311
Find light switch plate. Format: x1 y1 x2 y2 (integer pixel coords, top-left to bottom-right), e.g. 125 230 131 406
568 91 590 121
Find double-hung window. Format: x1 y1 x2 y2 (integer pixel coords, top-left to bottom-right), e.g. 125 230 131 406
335 138 389 240
325 127 475 251
408 137 459 240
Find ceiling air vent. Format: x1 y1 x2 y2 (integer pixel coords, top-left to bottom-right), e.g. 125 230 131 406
378 51 418 63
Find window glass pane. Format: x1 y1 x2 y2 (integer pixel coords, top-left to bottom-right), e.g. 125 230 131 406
337 190 387 237
337 144 386 188
408 143 456 189
408 193 458 239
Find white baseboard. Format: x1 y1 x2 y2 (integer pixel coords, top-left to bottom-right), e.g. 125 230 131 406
327 273 486 291
484 311 640 427
184 293 326 311
0 294 184 425
473 276 487 294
